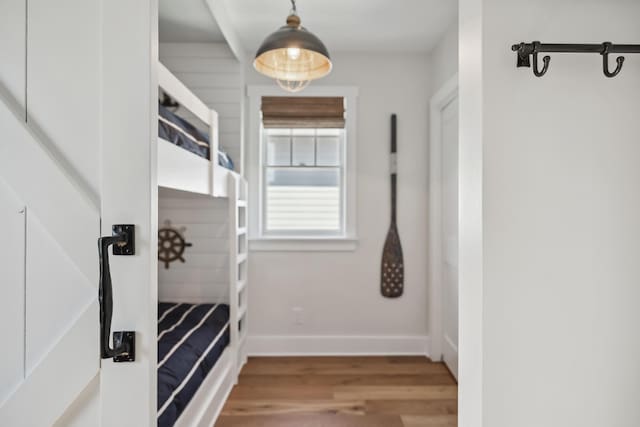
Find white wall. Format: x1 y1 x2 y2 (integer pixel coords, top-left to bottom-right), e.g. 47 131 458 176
244 53 433 354
157 188 230 303
460 0 640 425
429 24 459 92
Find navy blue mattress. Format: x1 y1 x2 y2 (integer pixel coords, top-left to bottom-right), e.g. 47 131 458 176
157 303 230 427
159 103 235 170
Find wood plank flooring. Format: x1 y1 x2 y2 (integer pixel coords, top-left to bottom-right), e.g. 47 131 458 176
215 356 457 427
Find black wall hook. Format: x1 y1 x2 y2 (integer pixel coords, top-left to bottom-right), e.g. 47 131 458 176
512 41 640 78
602 42 625 78
532 42 551 77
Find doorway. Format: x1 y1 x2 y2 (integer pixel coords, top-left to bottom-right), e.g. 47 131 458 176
429 75 459 379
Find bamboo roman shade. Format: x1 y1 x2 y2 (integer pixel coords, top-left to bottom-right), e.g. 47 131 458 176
261 96 345 128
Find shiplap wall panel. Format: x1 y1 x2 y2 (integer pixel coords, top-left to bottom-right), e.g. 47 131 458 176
160 57 240 74
158 43 233 58
158 188 230 303
159 207 229 224
172 72 242 90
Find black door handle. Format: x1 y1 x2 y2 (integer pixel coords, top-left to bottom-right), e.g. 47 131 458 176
98 225 136 362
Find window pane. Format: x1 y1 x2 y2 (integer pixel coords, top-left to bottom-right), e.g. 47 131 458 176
316 135 341 166
266 135 291 166
292 135 315 166
265 168 341 232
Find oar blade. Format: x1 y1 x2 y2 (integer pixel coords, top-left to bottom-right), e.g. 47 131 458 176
381 224 404 298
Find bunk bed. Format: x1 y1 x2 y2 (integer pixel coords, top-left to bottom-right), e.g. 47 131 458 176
158 62 236 198
157 62 249 427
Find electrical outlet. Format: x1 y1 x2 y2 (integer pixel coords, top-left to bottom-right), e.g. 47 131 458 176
292 307 304 325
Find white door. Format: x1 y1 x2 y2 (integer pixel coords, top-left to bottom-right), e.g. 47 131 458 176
0 1 157 426
441 96 459 379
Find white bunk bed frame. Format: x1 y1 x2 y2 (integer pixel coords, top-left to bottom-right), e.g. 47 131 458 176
158 62 249 427
158 62 233 198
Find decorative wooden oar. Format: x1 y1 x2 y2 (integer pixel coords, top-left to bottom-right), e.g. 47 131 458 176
381 114 404 298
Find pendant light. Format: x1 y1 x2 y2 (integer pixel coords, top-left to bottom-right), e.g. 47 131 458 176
254 0 332 92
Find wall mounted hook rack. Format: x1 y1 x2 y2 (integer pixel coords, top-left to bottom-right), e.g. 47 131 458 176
512 41 640 78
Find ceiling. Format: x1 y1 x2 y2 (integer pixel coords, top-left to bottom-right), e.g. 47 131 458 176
159 0 457 53
159 0 225 43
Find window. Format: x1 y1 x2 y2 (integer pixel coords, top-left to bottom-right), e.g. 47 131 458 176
247 86 358 251
263 128 345 236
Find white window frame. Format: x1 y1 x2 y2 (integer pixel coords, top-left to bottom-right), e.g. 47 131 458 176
247 85 359 251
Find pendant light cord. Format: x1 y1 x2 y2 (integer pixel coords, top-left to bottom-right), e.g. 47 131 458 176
290 0 297 15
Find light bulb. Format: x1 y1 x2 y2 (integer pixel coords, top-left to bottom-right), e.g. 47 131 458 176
277 79 310 93
287 47 301 60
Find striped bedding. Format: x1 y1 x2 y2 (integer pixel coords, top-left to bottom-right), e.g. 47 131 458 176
157 302 230 427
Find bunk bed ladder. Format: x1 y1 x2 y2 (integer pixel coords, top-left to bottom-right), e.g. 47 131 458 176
228 174 249 381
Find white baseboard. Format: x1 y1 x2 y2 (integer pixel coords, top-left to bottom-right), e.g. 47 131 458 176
442 334 459 380
247 335 431 357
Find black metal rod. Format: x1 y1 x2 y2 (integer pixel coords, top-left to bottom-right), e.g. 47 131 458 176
512 42 640 55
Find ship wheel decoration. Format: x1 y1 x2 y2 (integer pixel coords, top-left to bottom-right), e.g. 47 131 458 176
158 220 192 269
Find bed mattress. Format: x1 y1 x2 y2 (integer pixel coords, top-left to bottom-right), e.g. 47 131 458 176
157 302 230 427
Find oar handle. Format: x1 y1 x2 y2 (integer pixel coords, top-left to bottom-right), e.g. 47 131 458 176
390 114 397 223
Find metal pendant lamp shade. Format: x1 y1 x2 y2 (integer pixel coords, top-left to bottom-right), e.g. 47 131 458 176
254 2 332 91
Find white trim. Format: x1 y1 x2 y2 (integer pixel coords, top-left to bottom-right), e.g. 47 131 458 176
249 237 358 252
100 0 158 423
228 175 250 378
246 85 359 250
204 0 246 63
158 62 211 125
247 335 431 357
428 74 459 362
442 334 459 380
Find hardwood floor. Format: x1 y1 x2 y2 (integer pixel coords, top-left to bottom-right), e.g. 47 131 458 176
215 356 457 427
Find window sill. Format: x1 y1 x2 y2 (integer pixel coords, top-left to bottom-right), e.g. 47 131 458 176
249 237 358 252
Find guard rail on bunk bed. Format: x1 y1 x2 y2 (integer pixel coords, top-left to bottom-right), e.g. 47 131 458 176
158 62 237 198
156 61 248 427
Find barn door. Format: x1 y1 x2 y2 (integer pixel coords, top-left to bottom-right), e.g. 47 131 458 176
441 96 459 380
0 0 157 426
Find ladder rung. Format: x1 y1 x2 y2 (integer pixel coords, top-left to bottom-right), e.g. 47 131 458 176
237 253 247 264
237 280 247 293
239 303 248 320
237 227 247 236
239 331 248 348
236 200 247 207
